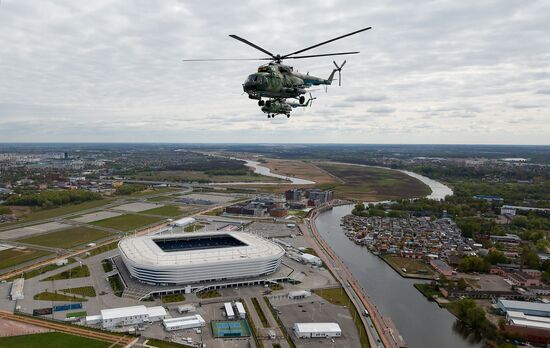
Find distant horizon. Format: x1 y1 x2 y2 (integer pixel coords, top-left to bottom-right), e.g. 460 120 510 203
1 142 550 147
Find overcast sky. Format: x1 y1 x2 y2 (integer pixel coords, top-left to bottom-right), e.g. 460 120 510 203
0 0 549 144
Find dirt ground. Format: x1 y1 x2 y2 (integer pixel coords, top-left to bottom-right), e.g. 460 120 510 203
262 159 337 185
0 318 51 337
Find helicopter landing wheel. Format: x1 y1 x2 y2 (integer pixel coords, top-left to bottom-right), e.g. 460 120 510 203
266 101 271 107
299 95 305 104
267 114 270 118
287 114 290 118
258 100 265 106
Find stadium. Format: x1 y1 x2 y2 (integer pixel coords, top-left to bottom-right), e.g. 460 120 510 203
118 231 285 285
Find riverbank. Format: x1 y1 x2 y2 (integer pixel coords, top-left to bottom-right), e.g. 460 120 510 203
380 255 436 280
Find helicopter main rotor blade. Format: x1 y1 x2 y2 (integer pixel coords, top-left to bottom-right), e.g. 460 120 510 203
182 58 272 62
229 34 276 59
281 26 371 59
284 51 359 59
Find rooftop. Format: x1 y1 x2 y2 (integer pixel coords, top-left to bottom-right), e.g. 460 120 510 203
294 322 341 333
499 299 550 313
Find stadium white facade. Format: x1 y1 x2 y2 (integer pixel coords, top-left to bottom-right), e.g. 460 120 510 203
119 231 285 285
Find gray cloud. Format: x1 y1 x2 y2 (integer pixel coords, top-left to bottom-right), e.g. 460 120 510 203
0 0 549 144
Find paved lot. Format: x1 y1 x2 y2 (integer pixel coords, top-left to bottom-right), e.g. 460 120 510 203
270 294 362 348
182 193 236 204
0 317 51 337
463 273 512 291
0 222 72 240
245 222 300 238
72 211 123 223
112 202 163 212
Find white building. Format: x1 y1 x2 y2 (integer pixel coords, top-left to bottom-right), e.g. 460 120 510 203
163 315 206 331
10 278 24 301
87 305 167 328
299 253 322 266
224 302 235 319
293 323 342 338
235 302 246 319
171 217 196 228
288 290 311 300
119 231 285 285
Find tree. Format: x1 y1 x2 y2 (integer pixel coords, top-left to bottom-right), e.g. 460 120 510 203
486 250 508 265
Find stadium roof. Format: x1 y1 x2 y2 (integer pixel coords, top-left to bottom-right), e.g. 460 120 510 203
119 231 284 267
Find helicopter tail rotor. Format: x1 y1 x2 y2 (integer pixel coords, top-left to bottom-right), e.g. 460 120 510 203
333 60 346 86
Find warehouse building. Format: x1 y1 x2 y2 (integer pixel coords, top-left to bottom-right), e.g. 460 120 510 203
86 305 167 328
498 299 550 318
293 323 342 338
163 315 206 331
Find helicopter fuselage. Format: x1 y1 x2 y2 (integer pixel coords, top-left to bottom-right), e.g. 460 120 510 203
243 62 332 100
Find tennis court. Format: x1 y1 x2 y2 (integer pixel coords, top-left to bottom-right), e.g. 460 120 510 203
211 320 251 338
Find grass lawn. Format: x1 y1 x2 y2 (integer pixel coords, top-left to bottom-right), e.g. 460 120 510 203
146 195 175 202
184 223 205 232
34 290 87 302
42 265 89 281
141 205 183 217
251 297 269 328
383 255 434 276
135 170 283 183
146 339 189 348
17 226 113 249
0 332 110 348
316 163 431 201
61 286 96 297
0 248 51 271
90 214 164 231
288 210 307 217
66 311 87 318
414 283 442 299
161 294 186 303
17 258 76 280
86 241 118 257
315 287 370 348
196 289 221 299
108 275 124 297
102 259 113 272
1 199 113 228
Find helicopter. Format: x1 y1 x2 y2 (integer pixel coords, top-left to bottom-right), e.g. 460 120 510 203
183 26 371 115
262 94 317 118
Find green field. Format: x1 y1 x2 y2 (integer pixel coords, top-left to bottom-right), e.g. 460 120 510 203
42 265 90 281
0 248 51 271
66 311 87 318
315 287 370 348
34 290 87 302
251 297 269 328
0 332 111 348
108 275 124 297
196 289 221 299
161 294 186 303
146 195 175 202
1 199 114 229
146 339 189 348
383 255 434 277
141 205 183 217
90 214 164 231
316 163 431 201
17 226 113 249
61 286 96 297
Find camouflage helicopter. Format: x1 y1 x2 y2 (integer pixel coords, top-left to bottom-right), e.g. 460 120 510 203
183 26 371 117
261 94 317 118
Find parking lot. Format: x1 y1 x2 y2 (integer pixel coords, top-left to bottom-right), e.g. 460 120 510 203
245 221 300 238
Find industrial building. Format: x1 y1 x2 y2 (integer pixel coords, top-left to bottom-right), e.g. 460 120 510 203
293 323 342 338
10 278 24 301
119 231 285 285
163 315 206 331
86 305 167 328
171 217 196 228
177 304 196 314
498 299 550 318
288 290 312 300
